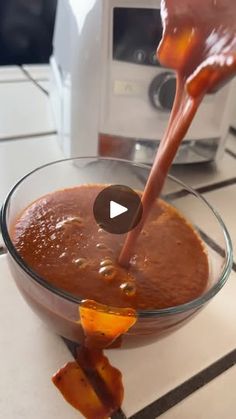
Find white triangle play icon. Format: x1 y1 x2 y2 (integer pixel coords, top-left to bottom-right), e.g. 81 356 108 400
110 201 128 219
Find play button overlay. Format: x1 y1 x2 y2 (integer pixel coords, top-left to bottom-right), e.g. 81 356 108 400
110 201 128 219
93 185 143 234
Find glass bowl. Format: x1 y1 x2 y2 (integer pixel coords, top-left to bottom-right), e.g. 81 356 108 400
0 157 233 348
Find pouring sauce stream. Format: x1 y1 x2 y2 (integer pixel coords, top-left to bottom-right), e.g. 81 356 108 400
119 0 236 266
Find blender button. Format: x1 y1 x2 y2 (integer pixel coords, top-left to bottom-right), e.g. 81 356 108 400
150 51 158 65
134 49 146 64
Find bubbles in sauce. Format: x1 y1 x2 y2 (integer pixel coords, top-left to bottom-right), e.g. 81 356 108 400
56 216 83 230
99 265 117 282
100 258 114 267
96 243 108 250
59 252 66 259
73 258 88 268
120 282 137 297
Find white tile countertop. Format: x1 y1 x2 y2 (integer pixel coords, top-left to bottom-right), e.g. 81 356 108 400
0 65 236 419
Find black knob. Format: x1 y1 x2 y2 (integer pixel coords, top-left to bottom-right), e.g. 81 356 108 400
149 73 176 111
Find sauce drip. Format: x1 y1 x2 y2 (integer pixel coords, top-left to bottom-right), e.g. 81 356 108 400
53 302 136 419
53 348 123 419
79 301 137 349
119 0 236 266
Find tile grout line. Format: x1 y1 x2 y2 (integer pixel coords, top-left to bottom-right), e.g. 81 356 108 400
228 129 236 158
129 349 236 419
226 148 236 159
163 177 236 201
229 127 236 136
62 338 79 359
195 177 236 194
164 179 236 272
62 338 128 419
0 79 31 84
0 131 58 143
198 229 236 272
20 66 49 96
0 247 6 255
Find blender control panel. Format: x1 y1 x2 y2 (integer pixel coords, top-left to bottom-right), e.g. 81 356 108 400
106 4 177 139
113 8 163 67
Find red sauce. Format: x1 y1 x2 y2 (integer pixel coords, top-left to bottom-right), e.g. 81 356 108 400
12 185 209 310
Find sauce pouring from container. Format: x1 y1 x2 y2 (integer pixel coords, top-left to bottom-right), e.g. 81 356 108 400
119 0 236 266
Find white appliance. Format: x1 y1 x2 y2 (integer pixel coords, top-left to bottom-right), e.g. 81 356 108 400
50 0 235 164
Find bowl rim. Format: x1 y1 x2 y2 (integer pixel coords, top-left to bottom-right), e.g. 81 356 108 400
0 156 233 318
